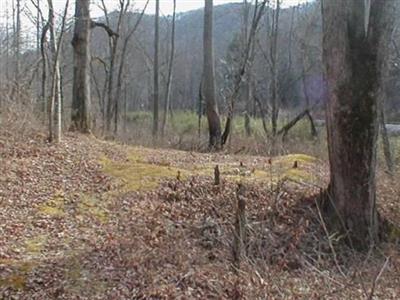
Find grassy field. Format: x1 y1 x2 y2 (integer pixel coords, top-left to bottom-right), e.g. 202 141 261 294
122 110 400 169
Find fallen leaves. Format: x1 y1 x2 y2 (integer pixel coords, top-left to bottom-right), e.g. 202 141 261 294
0 130 399 299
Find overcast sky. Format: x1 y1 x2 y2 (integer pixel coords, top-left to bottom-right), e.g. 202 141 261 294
0 0 311 30
0 0 312 19
129 0 311 16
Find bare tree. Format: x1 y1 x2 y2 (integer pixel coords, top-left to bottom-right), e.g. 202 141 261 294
321 0 396 249
161 0 177 138
153 0 160 138
71 0 91 133
221 0 267 146
116 0 150 133
242 0 252 137
203 0 222 149
270 0 280 137
47 0 69 143
96 0 127 133
15 0 21 102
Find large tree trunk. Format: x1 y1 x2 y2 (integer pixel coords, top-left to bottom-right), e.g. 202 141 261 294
321 0 395 249
71 0 91 133
203 0 222 149
153 0 160 138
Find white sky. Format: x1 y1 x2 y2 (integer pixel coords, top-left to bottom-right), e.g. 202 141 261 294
129 0 311 16
0 0 312 21
0 0 311 49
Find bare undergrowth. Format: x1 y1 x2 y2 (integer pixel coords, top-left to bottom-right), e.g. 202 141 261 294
0 128 399 299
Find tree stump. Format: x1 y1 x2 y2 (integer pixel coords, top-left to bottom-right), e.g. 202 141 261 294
214 165 220 185
233 183 247 267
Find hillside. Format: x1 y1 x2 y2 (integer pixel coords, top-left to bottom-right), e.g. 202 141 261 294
1 129 399 299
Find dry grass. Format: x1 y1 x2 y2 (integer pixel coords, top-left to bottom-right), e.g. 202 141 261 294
1 124 399 299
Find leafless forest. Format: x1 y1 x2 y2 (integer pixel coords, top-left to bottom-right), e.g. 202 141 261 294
0 0 400 299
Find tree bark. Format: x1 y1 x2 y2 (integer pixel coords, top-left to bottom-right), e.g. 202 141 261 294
242 0 252 137
153 0 160 138
48 0 68 143
270 0 280 137
71 0 91 133
161 0 176 138
40 23 49 121
15 0 21 102
321 0 395 249
47 0 56 142
203 0 222 149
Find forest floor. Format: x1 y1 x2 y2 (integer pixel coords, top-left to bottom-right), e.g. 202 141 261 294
1 129 400 299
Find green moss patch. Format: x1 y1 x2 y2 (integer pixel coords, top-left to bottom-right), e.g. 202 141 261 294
0 260 37 290
38 192 65 217
100 152 184 192
78 194 109 223
100 148 319 191
25 234 47 254
275 153 317 165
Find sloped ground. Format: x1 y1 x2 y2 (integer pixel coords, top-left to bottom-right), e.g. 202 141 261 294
0 130 399 299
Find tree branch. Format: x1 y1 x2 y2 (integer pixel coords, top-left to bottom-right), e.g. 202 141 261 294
91 21 119 38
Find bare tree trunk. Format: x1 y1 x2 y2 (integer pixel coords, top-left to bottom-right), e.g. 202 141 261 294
54 61 62 143
161 0 176 138
15 0 21 102
242 0 252 137
5 0 10 81
71 0 91 133
35 0 41 105
107 39 117 133
123 85 127 134
233 184 247 267
302 64 318 138
47 0 69 143
115 1 149 136
40 23 49 121
321 0 395 249
203 0 222 149
270 0 280 137
152 0 160 138
47 0 55 142
97 0 126 134
221 0 267 146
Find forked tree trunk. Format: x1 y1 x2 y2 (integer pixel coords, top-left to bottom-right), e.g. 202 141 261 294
71 0 91 133
203 0 222 149
321 0 395 249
